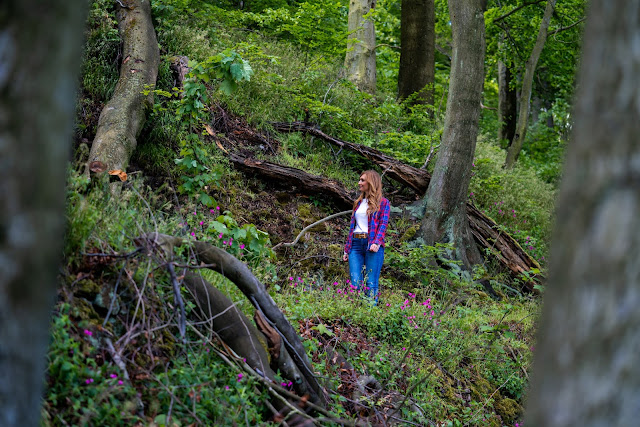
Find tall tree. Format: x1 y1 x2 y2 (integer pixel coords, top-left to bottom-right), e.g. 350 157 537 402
526 1 640 424
0 2 87 425
344 0 377 94
504 0 556 169
397 0 435 105
415 0 485 269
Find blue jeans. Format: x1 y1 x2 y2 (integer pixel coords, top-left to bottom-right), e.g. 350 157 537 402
348 238 385 304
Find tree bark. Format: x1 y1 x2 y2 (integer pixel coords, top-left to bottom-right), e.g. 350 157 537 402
87 0 159 176
416 0 486 269
230 152 356 208
398 0 435 105
0 2 87 426
344 0 377 94
504 0 556 169
526 1 640 424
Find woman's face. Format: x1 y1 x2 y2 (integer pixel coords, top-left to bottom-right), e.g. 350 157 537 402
358 175 369 193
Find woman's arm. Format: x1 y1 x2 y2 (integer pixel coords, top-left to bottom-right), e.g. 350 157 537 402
372 199 390 246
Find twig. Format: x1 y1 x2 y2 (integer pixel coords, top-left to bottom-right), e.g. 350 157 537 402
105 338 144 416
273 210 351 250
167 262 187 342
491 0 545 23
551 17 586 36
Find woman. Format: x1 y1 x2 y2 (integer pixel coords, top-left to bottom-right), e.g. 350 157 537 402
343 170 390 304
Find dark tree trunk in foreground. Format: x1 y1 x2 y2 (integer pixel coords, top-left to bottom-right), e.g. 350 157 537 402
87 0 159 176
398 0 435 105
416 0 485 269
526 1 640 424
504 0 556 169
0 2 87 425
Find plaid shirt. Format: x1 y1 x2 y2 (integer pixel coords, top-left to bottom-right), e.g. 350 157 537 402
344 197 390 254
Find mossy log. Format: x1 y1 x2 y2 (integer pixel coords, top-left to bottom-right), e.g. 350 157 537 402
136 232 324 407
230 152 355 208
87 0 159 176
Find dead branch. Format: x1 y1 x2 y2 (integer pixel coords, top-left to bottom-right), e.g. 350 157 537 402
273 210 351 250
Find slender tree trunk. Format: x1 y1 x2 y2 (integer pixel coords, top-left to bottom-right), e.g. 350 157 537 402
416 0 485 269
498 57 517 145
526 1 640 424
0 2 87 425
504 0 556 169
398 0 435 105
344 0 377 94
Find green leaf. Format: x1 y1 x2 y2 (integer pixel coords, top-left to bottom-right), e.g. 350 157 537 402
311 323 334 337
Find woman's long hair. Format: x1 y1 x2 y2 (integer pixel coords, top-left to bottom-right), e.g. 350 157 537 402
353 170 383 215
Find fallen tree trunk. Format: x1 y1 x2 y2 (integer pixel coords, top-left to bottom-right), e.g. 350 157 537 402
87 0 159 176
230 152 355 209
272 121 431 193
137 232 325 406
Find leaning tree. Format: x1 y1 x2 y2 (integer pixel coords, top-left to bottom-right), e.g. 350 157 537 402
415 0 486 269
526 0 640 424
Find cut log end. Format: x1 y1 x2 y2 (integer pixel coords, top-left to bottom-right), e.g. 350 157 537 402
89 161 107 174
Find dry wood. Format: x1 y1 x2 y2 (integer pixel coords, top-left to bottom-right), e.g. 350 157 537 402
230 152 355 209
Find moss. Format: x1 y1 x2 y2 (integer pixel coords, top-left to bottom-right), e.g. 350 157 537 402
297 203 313 224
73 279 101 300
400 224 419 242
494 396 522 425
70 298 101 322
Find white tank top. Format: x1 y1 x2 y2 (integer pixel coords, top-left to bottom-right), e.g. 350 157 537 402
354 199 368 233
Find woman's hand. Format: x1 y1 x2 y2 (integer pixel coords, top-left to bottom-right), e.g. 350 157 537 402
369 244 380 252
343 252 349 262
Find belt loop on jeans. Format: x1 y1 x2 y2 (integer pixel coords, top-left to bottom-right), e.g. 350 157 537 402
353 232 367 239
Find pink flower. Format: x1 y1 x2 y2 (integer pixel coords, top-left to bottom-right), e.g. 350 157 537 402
237 373 243 382
239 244 245 249
118 380 123 385
199 221 204 225
85 378 94 384
216 206 220 210
225 385 230 390
110 374 117 379
83 329 92 336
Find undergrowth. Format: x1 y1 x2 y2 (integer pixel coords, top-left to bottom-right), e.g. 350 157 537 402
49 0 565 425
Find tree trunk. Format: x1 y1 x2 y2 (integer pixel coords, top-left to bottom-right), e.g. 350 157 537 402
398 0 435 105
416 0 486 269
498 54 517 145
0 2 87 425
526 1 640 424
504 0 556 169
344 0 377 94
87 0 159 176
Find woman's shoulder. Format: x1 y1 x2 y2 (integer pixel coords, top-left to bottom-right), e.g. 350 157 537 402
380 197 390 207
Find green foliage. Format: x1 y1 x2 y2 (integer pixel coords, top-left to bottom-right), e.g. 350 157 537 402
470 139 556 264
185 209 275 267
146 347 268 425
43 304 142 425
170 50 252 205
